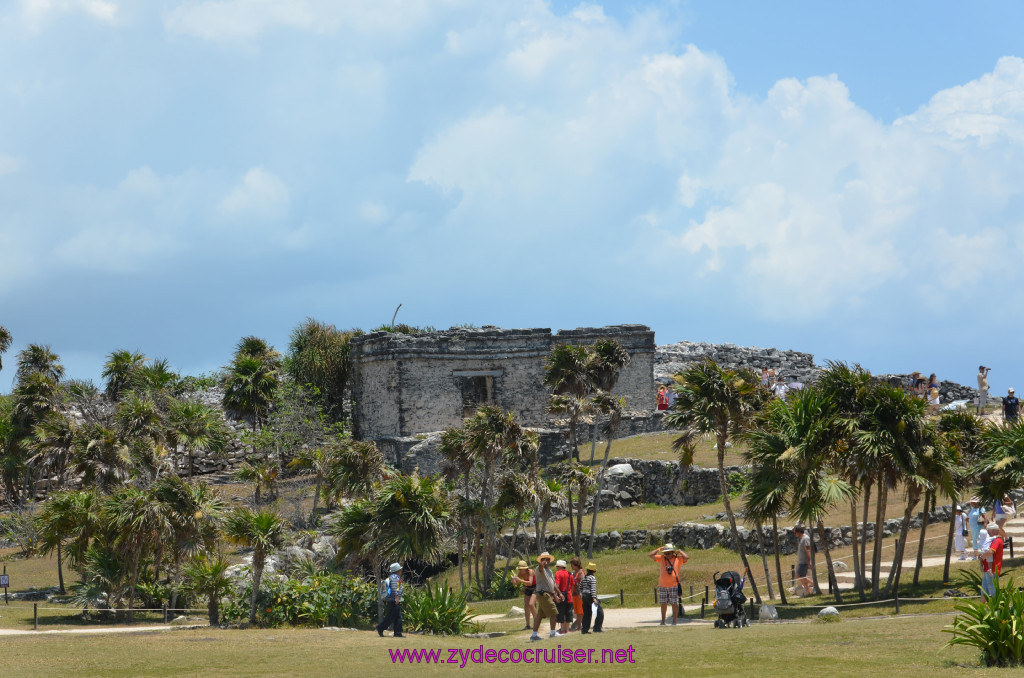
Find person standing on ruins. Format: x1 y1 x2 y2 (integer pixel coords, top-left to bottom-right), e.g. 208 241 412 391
1003 388 1020 424
977 366 991 415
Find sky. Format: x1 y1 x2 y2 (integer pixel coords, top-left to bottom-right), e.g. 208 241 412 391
2 1 1024 394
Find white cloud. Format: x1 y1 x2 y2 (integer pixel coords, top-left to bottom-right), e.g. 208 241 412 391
21 0 118 26
219 166 290 220
0 155 22 176
163 0 462 42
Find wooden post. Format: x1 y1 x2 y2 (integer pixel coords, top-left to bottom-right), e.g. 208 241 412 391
163 604 168 623
653 587 657 605
700 601 705 618
620 588 624 606
791 564 795 585
704 585 709 604
1009 536 1014 559
33 603 38 630
690 585 693 599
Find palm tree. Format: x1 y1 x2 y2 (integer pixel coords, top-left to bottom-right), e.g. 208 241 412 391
27 412 77 491
182 556 232 625
546 460 594 557
105 486 166 621
115 392 167 463
44 489 102 584
937 411 983 582
224 507 286 625
287 318 359 421
35 491 83 593
288 445 333 526
168 399 228 479
975 419 1024 501
72 423 132 492
439 426 474 591
854 384 928 600
102 350 147 401
153 476 225 610
545 343 594 461
816 361 872 598
779 389 855 604
15 344 65 383
666 359 768 604
234 460 279 505
323 439 390 504
234 336 281 367
223 355 279 440
588 393 626 557
331 474 452 620
584 340 630 463
0 325 11 372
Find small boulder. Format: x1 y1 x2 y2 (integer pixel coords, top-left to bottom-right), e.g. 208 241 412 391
816 606 840 622
506 606 524 617
759 605 779 622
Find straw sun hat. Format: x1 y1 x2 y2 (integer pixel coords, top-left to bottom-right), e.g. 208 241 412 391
586 562 597 572
516 560 529 570
537 552 553 564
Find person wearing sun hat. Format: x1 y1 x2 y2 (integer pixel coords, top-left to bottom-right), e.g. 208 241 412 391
529 552 562 641
511 560 536 630
376 562 404 638
580 562 603 634
967 496 985 555
649 543 688 625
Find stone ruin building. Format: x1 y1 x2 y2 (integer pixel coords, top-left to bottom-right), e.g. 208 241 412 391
348 324 657 470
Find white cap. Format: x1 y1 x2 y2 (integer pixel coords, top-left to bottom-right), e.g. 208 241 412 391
555 559 567 568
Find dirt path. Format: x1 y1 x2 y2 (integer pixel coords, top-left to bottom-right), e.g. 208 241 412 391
0 624 203 636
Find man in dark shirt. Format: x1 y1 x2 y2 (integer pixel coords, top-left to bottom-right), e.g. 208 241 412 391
1003 388 1019 423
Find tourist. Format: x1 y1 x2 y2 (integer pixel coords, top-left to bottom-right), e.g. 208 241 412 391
761 368 770 387
569 557 584 631
666 387 678 409
954 505 967 560
992 495 1015 538
977 366 991 415
554 560 574 635
928 373 940 391
928 386 941 414
657 386 669 411
1004 388 1020 423
968 497 985 555
511 560 536 630
580 562 603 634
376 562 404 638
979 522 1005 598
772 377 789 400
529 552 562 641
648 543 687 625
793 526 813 597
786 377 805 393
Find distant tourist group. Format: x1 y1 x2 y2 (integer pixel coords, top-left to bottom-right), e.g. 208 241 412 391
515 553 604 640
953 496 1014 596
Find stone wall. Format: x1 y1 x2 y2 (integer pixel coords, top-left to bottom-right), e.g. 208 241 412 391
655 341 819 383
503 503 958 557
597 458 746 508
349 325 656 441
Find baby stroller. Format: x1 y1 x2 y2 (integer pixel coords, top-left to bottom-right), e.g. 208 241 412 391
711 570 749 628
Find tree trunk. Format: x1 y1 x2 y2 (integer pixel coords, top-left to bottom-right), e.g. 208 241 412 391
754 520 775 600
912 491 931 586
588 421 598 465
943 494 958 583
861 479 872 584
457 516 465 592
208 596 219 626
249 553 265 625
56 542 66 595
574 484 587 555
771 515 787 605
850 497 865 601
588 436 615 558
127 546 141 623
810 539 822 596
716 431 761 604
569 418 578 462
565 488 577 556
885 489 919 598
310 474 322 527
817 520 843 603
871 480 887 600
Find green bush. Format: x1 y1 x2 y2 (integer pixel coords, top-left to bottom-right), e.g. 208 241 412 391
222 571 377 628
404 583 477 635
945 572 1024 667
474 569 517 600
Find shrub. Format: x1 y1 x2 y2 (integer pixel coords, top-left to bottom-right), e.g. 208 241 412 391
222 572 377 628
474 569 517 600
404 583 477 635
945 572 1024 667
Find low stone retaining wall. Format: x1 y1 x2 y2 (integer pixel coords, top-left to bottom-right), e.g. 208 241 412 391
502 504 958 557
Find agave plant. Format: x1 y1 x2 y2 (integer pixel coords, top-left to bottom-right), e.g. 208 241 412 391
404 582 477 635
945 572 1024 667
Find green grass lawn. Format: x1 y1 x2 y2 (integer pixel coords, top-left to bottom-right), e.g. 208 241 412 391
578 432 747 467
0 614 1002 677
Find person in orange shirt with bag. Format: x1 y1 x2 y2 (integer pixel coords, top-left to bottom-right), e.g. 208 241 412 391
649 543 688 625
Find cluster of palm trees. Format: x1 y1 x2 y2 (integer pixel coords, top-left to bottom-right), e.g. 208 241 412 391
668 359 1023 606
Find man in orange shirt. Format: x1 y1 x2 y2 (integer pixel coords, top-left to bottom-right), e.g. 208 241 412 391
648 543 688 625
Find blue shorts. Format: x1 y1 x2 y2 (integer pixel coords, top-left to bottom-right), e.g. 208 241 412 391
796 563 809 577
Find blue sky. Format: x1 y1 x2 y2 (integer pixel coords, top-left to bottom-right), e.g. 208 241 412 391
2 1 1024 394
